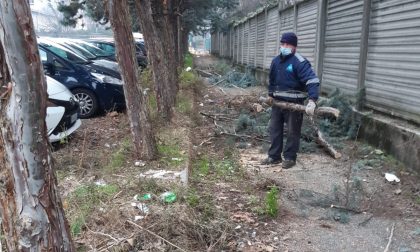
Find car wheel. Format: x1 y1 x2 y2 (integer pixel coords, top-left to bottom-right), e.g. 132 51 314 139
72 88 98 119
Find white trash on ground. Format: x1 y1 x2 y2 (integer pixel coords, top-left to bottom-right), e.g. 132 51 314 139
385 173 400 183
139 169 188 185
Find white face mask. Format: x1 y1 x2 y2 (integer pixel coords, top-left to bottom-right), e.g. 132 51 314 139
279 46 292 56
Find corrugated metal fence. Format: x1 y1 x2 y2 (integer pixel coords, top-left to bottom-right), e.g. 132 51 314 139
211 0 420 124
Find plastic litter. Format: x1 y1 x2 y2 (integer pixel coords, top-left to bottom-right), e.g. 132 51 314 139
139 169 188 186
139 169 182 179
134 216 144 221
141 193 152 200
94 180 107 186
135 161 146 167
385 173 400 183
251 230 256 238
134 193 152 201
185 67 192 72
160 191 176 203
135 203 149 214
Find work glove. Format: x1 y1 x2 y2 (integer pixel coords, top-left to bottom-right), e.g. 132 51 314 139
305 99 316 116
266 96 273 106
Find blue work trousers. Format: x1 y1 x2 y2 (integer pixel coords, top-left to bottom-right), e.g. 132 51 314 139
268 105 303 161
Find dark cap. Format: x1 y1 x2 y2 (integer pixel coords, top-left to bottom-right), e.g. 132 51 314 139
280 32 298 47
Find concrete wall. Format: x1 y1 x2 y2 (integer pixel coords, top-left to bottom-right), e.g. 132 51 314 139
357 112 420 173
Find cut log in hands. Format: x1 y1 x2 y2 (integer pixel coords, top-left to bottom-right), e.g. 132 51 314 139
259 96 340 118
259 96 342 159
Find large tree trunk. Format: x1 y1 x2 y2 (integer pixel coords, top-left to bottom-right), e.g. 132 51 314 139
109 0 157 160
172 0 185 66
169 0 181 67
157 0 180 78
177 15 184 64
0 1 74 250
181 28 190 57
135 0 178 120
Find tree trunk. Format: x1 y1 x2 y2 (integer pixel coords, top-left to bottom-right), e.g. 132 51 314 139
0 1 74 250
169 0 181 67
135 0 178 120
181 29 190 57
152 0 179 98
177 15 183 64
109 0 157 160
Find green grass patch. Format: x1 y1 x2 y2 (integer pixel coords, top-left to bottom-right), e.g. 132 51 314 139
139 67 153 88
248 195 265 216
139 68 158 117
55 169 67 182
192 154 243 181
184 53 193 68
71 215 86 236
157 142 186 166
185 189 200 208
214 159 237 176
190 193 216 220
148 92 158 113
194 156 210 176
105 139 131 173
179 70 198 89
265 186 279 217
68 183 118 236
175 93 193 115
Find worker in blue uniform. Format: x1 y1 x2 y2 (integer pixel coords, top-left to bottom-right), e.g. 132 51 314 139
262 32 320 169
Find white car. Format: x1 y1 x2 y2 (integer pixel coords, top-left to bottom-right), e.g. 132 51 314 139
46 76 82 142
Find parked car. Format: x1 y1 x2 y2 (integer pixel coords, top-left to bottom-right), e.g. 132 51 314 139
39 38 121 79
38 41 125 118
87 38 148 68
46 76 81 143
69 39 117 61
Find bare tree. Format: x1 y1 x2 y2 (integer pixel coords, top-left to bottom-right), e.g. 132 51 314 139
0 1 74 250
109 0 157 160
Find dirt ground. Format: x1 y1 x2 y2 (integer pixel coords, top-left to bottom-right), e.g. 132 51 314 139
50 55 419 252
193 55 420 252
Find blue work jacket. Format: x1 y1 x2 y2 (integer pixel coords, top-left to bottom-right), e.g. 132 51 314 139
268 52 319 102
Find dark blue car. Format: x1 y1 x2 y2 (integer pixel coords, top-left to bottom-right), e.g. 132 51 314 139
38 42 125 118
87 39 148 68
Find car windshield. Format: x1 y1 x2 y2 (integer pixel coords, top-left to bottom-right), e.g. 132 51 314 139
39 40 89 64
75 41 113 57
63 42 97 60
91 41 116 54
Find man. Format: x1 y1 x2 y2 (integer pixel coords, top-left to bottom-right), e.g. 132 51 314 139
262 32 319 169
